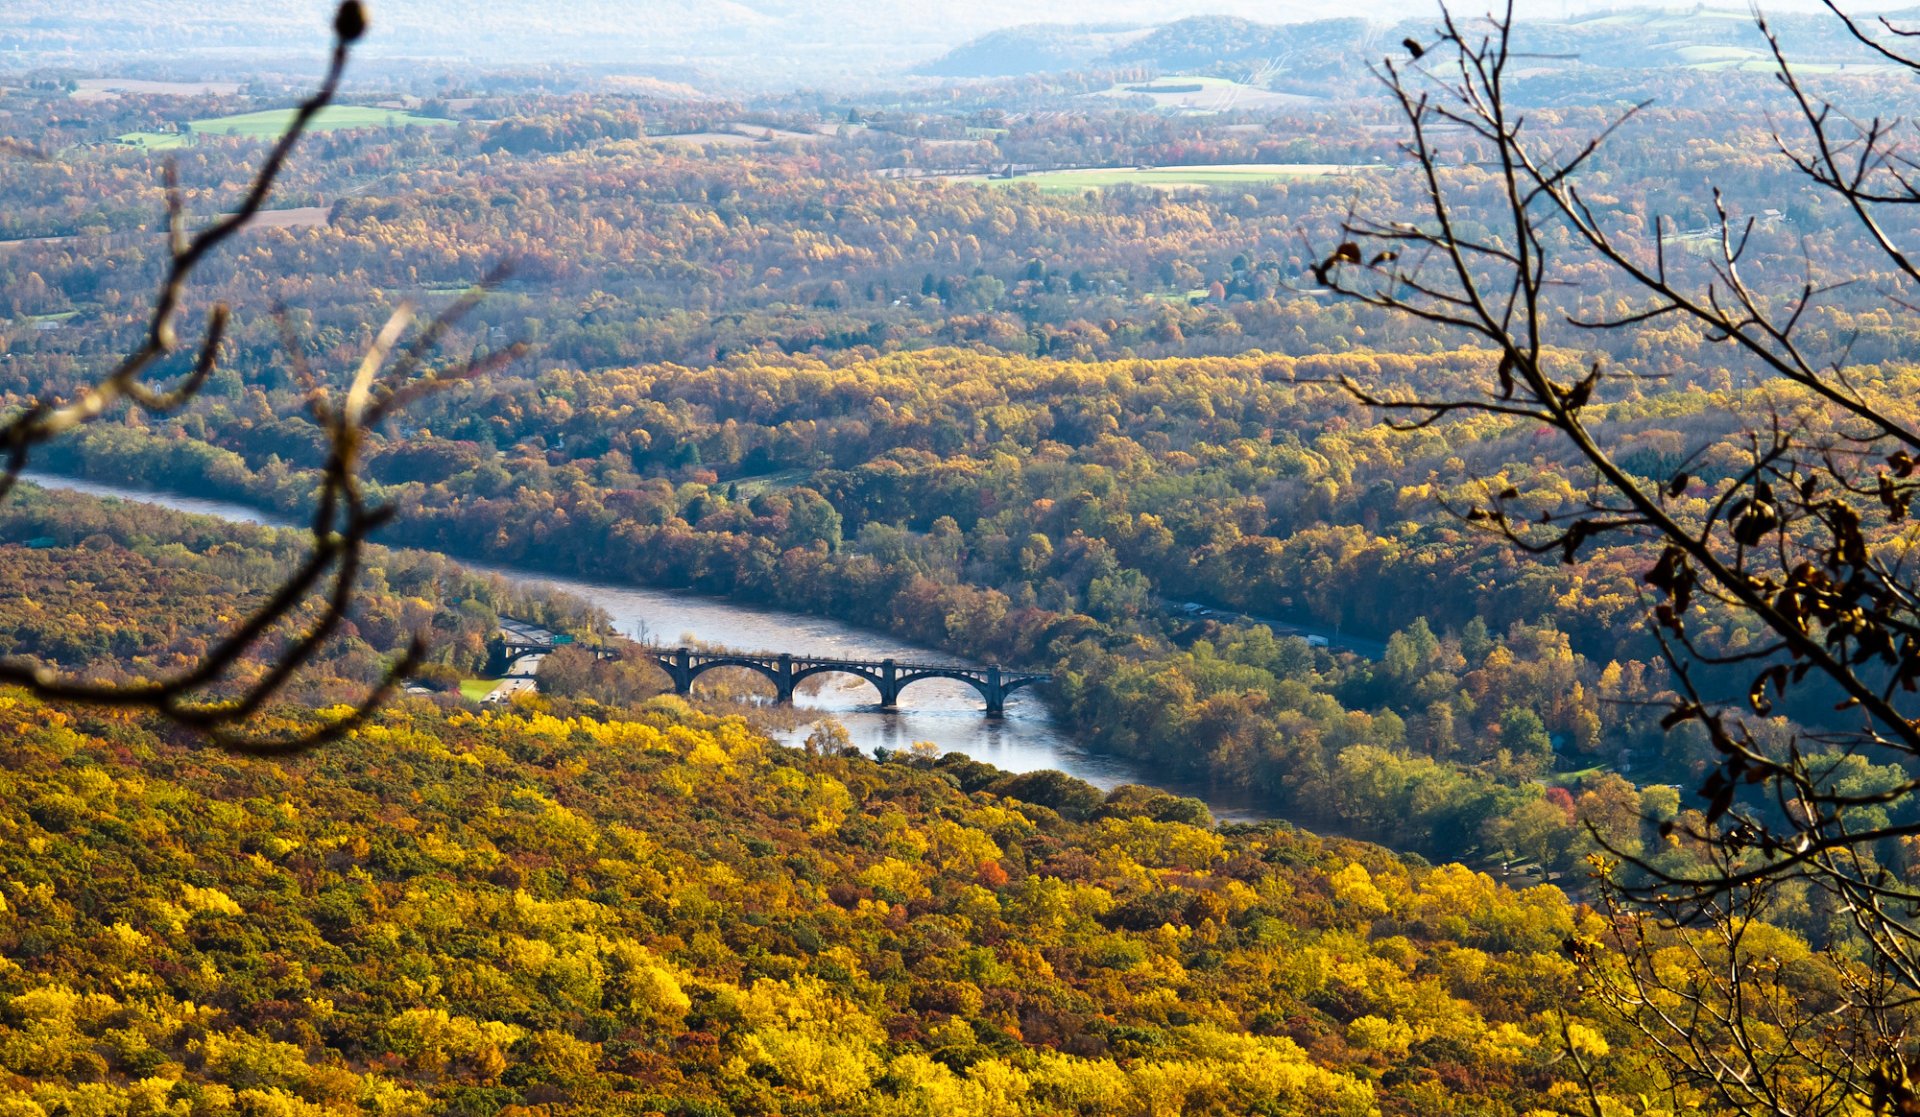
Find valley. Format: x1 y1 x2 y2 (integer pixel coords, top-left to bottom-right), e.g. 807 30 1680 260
2 0 1918 1111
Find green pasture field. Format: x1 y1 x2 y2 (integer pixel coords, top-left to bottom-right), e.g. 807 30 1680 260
1686 58 1895 73
117 132 192 150
1088 75 1316 113
119 105 452 149
990 163 1368 193
1575 9 1749 26
1546 765 1607 789
1673 44 1764 64
723 469 810 499
1094 76 1248 99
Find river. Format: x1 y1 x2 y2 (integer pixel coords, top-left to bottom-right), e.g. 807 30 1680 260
22 472 1275 821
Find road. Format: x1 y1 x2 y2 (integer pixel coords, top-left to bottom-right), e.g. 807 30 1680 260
485 617 560 703
1163 598 1387 660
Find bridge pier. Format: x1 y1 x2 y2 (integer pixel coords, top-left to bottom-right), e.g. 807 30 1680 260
776 653 795 703
666 647 695 696
984 665 1005 718
879 659 899 709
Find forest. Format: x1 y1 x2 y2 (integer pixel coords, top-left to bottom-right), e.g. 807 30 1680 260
0 487 1795 1116
5 35 1916 926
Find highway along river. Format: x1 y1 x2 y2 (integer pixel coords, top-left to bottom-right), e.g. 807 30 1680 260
23 473 1274 821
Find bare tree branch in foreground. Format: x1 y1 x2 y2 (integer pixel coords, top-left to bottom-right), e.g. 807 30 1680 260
1323 1 1920 1108
0 1 518 754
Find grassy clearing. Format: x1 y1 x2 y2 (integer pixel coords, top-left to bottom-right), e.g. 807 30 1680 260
193 105 451 137
118 105 452 149
1089 75 1314 113
1576 9 1748 26
653 131 759 148
1546 765 1607 788
987 163 1369 193
1687 58 1895 73
75 78 242 97
1674 44 1763 64
459 679 498 703
118 131 193 151
724 469 812 499
654 123 829 149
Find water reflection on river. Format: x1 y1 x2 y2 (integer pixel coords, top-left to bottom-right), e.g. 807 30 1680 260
24 472 1273 821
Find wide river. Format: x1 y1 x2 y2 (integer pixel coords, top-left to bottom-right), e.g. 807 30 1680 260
24 472 1274 821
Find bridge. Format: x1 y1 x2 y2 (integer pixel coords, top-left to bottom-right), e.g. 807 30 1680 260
485 617 616 677
648 647 1050 718
486 630 1050 717
485 636 617 676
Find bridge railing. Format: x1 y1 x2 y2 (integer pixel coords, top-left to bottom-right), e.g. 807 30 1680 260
494 639 1049 681
639 646 1050 678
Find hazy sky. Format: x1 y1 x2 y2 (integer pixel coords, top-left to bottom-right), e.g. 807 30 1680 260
11 0 1920 87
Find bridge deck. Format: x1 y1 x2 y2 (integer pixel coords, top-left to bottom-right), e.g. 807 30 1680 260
497 637 1050 680
488 628 1049 715
651 647 1048 677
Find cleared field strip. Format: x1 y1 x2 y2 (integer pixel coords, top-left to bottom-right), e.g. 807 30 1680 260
950 163 1372 192
119 105 453 150
242 206 330 230
0 206 330 250
73 78 243 101
652 123 843 147
1087 76 1319 113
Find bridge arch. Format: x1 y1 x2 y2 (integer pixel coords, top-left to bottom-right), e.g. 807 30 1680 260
789 663 887 701
488 640 554 676
893 669 992 707
683 657 788 696
643 647 1048 718
895 668 1050 716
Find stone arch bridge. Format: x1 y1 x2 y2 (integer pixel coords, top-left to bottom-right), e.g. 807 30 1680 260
489 637 1049 717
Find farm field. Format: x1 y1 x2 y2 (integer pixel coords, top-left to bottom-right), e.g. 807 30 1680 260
725 468 810 499
457 678 497 703
1088 75 1317 113
1685 57 1896 72
0 206 326 248
72 77 242 100
973 162 1372 192
117 104 452 149
239 205 330 230
652 122 844 148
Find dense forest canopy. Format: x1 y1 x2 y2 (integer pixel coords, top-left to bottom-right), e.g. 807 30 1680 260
5 46 1911 886
0 485 1750 1115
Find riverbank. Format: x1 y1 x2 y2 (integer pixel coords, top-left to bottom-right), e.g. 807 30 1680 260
20 470 1281 822
20 468 1606 890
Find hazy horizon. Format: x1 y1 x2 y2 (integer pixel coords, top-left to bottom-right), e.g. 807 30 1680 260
9 0 1920 90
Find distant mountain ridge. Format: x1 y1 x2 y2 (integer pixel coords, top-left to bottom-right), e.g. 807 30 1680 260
8 1 1920 90
0 0 1428 88
916 24 1157 79
915 5 1920 87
